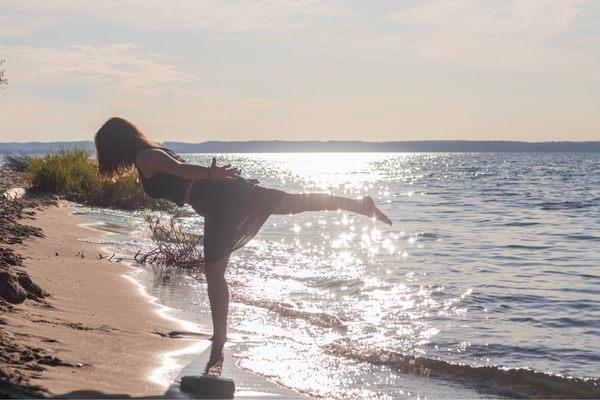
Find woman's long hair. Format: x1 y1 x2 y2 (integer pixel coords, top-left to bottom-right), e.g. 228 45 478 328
94 117 156 179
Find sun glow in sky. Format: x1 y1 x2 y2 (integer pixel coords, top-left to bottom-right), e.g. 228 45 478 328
1 0 599 142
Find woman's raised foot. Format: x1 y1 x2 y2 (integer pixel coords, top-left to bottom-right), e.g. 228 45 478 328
362 196 392 225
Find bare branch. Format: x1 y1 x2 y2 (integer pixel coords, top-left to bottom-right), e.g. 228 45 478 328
135 213 204 271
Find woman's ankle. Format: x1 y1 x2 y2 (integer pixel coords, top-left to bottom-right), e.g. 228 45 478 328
210 334 228 342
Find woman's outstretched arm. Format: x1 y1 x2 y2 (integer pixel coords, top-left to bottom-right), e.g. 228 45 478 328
135 149 238 181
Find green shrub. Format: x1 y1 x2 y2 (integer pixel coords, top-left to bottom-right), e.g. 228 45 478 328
90 173 173 211
26 149 98 195
25 149 173 211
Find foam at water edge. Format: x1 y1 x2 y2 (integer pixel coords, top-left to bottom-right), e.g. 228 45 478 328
76 218 211 389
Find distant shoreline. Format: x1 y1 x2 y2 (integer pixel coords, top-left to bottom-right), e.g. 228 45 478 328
1 140 599 154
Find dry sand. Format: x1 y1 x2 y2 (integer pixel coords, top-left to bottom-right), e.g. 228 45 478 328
4 201 201 397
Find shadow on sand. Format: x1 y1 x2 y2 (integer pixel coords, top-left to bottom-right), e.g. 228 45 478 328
53 341 235 399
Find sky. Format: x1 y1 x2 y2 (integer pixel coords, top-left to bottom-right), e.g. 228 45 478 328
1 0 599 142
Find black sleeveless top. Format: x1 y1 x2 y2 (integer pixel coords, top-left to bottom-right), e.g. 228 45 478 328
135 148 190 206
134 146 286 262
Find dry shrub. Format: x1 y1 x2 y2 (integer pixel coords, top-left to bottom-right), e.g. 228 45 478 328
135 213 204 270
2 154 32 173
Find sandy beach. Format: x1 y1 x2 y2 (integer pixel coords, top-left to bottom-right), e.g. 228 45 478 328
1 199 200 397
1 186 307 399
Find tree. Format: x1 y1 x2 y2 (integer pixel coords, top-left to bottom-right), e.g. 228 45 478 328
0 60 7 86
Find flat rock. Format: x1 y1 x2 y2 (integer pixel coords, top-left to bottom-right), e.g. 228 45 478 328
180 374 235 399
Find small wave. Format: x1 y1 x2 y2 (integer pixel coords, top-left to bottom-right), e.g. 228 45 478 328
324 339 600 398
456 342 596 362
566 234 600 241
417 232 440 239
507 316 599 328
537 201 596 210
549 317 600 328
233 294 347 330
504 221 540 227
497 191 520 197
504 244 551 250
313 277 363 289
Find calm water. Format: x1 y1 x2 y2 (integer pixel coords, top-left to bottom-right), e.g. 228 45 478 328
77 153 600 399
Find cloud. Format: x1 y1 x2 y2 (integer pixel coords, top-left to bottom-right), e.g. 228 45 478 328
110 0 350 33
6 0 597 78
3 0 352 35
238 97 280 109
387 0 587 40
1 44 197 90
1 0 599 141
0 15 57 36
380 0 599 76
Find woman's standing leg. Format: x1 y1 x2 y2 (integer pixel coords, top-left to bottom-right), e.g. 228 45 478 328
272 192 392 225
204 253 231 342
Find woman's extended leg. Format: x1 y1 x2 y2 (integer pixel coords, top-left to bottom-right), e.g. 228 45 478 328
272 192 392 225
204 253 231 342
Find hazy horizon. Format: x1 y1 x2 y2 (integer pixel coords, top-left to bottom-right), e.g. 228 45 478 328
2 138 600 155
2 1 599 142
1 138 600 145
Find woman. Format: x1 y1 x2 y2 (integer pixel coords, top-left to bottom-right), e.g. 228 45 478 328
95 117 391 342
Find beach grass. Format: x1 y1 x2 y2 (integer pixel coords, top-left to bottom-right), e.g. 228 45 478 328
23 149 173 211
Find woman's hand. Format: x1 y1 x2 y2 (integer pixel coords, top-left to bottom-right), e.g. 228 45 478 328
209 157 261 184
209 157 240 181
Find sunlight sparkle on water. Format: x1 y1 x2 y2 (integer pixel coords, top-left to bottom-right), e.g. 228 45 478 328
77 152 600 398
266 153 388 192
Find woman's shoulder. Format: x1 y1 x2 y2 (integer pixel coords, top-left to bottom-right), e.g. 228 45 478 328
134 147 169 177
134 147 157 166
135 147 177 162
134 147 186 178
158 147 185 162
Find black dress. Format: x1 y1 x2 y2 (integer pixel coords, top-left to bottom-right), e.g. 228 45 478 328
136 148 285 263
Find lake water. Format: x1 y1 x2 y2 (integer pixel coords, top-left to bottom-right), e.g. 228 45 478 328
76 152 600 399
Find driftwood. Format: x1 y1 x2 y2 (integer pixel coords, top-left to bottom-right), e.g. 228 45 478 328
134 213 204 271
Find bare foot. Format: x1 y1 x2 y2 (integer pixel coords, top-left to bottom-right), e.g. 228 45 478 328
362 196 392 225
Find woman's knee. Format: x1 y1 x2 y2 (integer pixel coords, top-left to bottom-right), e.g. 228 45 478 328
204 256 229 282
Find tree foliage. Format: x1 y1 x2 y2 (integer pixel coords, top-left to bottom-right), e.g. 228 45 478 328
0 60 6 86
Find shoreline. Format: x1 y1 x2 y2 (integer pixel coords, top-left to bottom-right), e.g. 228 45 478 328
2 200 204 397
2 196 306 398
72 207 308 399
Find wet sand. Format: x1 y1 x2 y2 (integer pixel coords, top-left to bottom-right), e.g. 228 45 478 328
3 200 199 397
